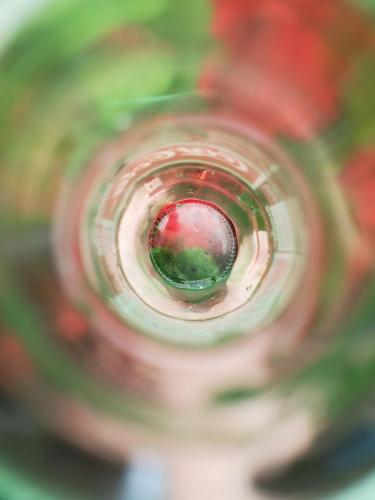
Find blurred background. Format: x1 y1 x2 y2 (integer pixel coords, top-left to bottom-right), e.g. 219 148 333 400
0 0 374 499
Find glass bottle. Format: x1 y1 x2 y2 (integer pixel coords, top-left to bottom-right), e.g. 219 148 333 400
0 0 374 498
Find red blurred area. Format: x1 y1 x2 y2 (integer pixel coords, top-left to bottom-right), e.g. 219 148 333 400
201 0 371 139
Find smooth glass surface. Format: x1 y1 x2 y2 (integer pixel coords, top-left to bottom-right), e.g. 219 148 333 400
0 0 374 499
